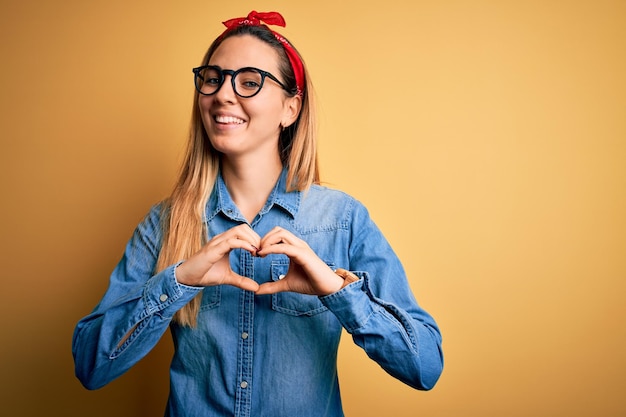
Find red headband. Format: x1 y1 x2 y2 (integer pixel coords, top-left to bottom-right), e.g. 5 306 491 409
220 11 305 97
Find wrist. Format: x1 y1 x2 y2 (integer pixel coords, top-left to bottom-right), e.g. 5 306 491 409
334 268 360 289
174 261 202 287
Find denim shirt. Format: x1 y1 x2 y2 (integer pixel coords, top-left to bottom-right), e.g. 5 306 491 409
73 169 443 417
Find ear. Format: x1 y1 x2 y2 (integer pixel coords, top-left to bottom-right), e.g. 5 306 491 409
281 94 302 128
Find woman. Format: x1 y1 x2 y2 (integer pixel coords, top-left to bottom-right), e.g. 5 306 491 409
73 11 443 417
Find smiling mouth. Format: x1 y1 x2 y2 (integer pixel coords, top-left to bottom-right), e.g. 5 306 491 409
215 115 245 124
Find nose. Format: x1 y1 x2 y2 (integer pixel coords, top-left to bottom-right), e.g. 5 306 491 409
213 73 237 103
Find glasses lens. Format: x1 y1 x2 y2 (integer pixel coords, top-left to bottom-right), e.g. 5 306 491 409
195 67 222 95
233 69 263 97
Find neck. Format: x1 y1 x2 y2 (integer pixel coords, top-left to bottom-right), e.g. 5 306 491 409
221 153 283 223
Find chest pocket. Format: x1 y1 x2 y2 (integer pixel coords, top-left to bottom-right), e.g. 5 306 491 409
270 260 329 317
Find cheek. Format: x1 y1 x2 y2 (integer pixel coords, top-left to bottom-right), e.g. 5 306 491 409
198 97 214 126
198 96 211 112
248 100 285 124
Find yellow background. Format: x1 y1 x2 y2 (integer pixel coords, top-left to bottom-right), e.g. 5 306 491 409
1 1 624 416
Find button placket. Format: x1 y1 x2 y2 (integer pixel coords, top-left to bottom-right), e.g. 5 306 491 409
234 248 255 416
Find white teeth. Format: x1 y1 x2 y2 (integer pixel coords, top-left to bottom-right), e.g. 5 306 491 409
215 115 244 124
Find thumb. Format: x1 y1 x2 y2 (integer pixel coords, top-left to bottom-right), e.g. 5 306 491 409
225 272 260 293
255 279 289 295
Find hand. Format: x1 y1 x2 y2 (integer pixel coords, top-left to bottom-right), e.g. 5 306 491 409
175 224 261 292
255 227 343 296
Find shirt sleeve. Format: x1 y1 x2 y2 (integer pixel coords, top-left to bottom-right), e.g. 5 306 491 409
319 201 444 390
71 205 202 390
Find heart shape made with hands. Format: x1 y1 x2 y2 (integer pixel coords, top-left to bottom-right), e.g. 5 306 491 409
176 225 344 296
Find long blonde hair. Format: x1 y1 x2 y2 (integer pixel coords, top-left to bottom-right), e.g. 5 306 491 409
157 25 319 327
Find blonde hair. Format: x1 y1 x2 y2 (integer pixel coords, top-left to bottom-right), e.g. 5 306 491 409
156 26 319 327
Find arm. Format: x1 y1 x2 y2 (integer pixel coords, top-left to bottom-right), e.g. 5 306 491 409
320 202 444 390
71 206 201 390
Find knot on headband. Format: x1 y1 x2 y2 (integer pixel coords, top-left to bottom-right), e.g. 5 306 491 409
222 11 286 29
220 11 304 97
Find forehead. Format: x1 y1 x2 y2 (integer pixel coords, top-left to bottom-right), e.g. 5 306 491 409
208 34 281 72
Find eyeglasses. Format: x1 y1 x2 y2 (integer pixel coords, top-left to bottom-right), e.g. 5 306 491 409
192 65 291 98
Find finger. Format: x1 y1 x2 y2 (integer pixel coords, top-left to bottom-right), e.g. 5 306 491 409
220 224 261 250
232 224 262 244
256 240 303 258
219 237 260 256
208 230 260 257
255 279 290 295
259 227 300 248
260 226 291 240
224 272 260 292
211 224 259 245
258 226 282 246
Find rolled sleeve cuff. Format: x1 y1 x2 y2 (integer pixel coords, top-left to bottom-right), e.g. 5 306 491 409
319 272 377 333
143 262 202 318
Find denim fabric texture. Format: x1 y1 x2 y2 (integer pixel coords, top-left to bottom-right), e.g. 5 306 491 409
73 169 443 417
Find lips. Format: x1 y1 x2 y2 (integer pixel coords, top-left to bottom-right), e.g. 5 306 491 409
214 115 245 124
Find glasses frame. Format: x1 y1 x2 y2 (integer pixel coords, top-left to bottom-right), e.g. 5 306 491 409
192 65 291 98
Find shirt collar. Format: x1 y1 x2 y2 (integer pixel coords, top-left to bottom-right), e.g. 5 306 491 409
205 168 301 222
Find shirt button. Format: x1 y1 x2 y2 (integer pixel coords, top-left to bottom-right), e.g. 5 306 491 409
278 274 286 280
159 294 168 302
241 332 249 340
240 381 248 389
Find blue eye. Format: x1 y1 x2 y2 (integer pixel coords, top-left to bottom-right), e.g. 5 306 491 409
235 70 263 92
